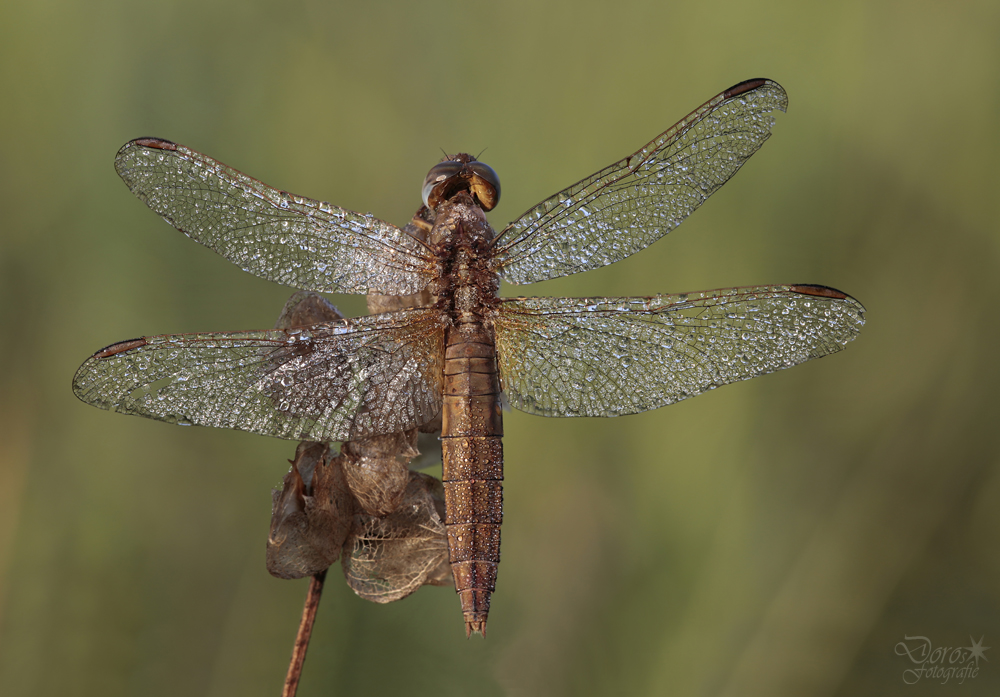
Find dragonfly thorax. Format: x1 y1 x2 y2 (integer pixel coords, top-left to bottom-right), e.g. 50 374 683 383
427 191 500 316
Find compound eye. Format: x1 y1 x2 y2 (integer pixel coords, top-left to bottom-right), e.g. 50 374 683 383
421 161 463 209
468 162 501 211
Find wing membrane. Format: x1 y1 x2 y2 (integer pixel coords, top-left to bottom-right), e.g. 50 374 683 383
72 309 445 442
492 286 864 417
492 79 788 284
115 139 436 295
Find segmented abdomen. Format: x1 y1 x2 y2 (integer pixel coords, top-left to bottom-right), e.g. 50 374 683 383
440 320 503 637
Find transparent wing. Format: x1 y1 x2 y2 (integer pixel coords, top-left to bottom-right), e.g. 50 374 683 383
115 139 436 295
491 79 788 284
492 285 864 417
72 309 445 442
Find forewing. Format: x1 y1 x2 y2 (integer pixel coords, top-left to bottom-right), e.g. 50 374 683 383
493 286 864 417
115 139 436 295
72 309 445 442
492 79 788 284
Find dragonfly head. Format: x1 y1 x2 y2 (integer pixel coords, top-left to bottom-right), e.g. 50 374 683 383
422 154 500 212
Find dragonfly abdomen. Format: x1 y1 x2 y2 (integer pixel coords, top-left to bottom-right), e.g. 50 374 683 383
441 321 503 637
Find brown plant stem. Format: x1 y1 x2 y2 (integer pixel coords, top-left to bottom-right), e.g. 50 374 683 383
282 571 327 697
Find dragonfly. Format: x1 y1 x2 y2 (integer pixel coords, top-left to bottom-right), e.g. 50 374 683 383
73 78 865 637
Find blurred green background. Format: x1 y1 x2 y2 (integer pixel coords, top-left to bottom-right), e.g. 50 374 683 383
2 1 999 695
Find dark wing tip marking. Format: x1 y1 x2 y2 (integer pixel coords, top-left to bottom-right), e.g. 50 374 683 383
130 137 178 150
93 338 148 359
789 284 865 311
724 78 772 98
788 284 847 300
